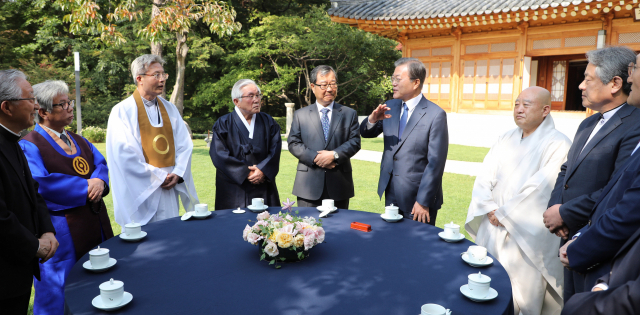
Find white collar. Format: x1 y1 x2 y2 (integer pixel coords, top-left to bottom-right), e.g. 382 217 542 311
140 95 157 107
601 104 624 121
234 106 256 139
40 124 66 138
0 122 19 137
316 101 334 112
403 93 423 111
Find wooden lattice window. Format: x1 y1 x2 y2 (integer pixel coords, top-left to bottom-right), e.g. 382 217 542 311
551 61 567 102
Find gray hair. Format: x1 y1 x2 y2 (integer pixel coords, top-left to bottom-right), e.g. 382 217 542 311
231 79 261 101
32 80 69 123
130 54 165 84
310 65 338 84
394 57 427 88
0 69 28 103
586 46 636 95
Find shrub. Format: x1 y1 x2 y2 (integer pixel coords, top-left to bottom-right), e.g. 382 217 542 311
82 126 107 143
273 117 286 134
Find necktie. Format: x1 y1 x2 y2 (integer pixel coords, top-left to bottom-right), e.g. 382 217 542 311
320 108 330 141
398 102 408 139
60 133 71 147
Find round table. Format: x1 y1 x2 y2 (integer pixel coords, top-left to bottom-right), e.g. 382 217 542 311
65 207 513 315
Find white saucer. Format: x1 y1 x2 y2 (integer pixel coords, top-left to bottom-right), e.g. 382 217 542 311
380 213 403 222
192 211 212 219
461 252 494 267
316 206 338 212
119 231 147 242
92 291 133 311
438 232 465 242
460 284 498 302
232 209 246 214
248 205 269 212
83 258 117 272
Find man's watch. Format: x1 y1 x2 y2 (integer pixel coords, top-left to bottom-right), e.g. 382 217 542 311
333 151 339 160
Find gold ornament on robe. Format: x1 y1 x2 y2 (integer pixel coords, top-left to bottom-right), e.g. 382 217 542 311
133 89 176 168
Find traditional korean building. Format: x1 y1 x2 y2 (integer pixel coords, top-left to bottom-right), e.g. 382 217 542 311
328 0 640 116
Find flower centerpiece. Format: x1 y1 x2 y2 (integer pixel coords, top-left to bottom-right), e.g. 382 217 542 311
243 200 325 268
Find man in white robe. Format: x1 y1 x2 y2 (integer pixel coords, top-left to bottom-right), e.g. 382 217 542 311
465 86 571 315
107 54 198 227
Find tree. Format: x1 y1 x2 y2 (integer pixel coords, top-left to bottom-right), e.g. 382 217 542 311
46 0 241 115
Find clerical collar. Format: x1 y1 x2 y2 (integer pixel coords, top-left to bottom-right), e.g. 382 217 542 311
599 103 624 121
140 95 158 107
403 93 423 111
234 106 256 139
40 123 67 138
0 122 20 137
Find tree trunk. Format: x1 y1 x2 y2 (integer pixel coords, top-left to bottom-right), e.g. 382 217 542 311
151 0 166 99
170 31 188 116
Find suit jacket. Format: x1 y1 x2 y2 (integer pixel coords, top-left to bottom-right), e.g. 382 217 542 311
0 126 55 299
288 102 361 201
567 145 640 287
548 104 640 238
562 226 640 315
359 96 448 213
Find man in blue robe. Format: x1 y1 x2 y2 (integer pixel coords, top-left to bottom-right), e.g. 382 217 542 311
210 79 281 210
19 80 113 315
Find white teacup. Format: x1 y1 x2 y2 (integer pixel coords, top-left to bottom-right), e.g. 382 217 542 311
467 245 487 264
195 204 208 215
443 222 460 238
99 278 124 307
421 303 451 315
385 204 399 218
252 198 264 208
468 272 491 298
124 222 141 238
322 199 334 209
89 247 110 269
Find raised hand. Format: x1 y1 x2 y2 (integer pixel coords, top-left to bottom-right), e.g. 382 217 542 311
368 104 391 124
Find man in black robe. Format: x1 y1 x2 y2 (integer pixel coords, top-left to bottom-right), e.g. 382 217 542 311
210 79 281 210
0 69 58 314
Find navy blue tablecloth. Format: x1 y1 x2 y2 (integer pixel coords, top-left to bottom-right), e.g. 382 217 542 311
65 208 513 315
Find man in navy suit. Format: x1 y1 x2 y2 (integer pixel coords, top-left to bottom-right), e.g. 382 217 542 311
360 58 448 225
560 51 640 292
561 226 640 314
543 46 640 301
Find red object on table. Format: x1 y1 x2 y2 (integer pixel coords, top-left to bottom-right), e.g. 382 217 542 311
350 222 371 232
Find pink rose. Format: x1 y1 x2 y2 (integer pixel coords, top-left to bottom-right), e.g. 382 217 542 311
302 228 315 238
304 235 315 251
280 224 294 235
257 211 270 221
264 240 279 257
243 224 251 241
315 228 325 243
247 232 263 245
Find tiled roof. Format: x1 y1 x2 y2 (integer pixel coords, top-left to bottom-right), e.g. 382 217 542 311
328 0 601 20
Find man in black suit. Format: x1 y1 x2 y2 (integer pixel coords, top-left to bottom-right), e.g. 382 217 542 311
288 65 361 209
561 226 640 315
0 69 58 314
543 46 640 300
360 58 448 225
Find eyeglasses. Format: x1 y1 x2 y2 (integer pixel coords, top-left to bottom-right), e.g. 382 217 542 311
313 83 338 90
52 100 75 110
389 76 418 84
6 97 38 104
142 72 169 80
238 94 263 100
629 62 639 76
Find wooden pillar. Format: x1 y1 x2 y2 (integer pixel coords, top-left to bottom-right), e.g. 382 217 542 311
514 22 529 109
451 28 462 113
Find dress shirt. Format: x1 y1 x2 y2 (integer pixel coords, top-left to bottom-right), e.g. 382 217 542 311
316 101 335 123
0 122 20 137
141 95 163 126
580 105 624 153
41 124 68 141
234 106 256 139
366 93 423 129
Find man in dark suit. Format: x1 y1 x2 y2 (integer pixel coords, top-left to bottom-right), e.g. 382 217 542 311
560 51 640 292
288 65 361 209
360 58 448 225
543 46 640 301
561 226 640 315
0 69 58 314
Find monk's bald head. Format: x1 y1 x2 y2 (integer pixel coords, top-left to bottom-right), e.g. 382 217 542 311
514 87 552 138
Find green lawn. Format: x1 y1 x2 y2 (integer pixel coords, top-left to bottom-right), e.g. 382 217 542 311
28 139 476 314
360 138 489 163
